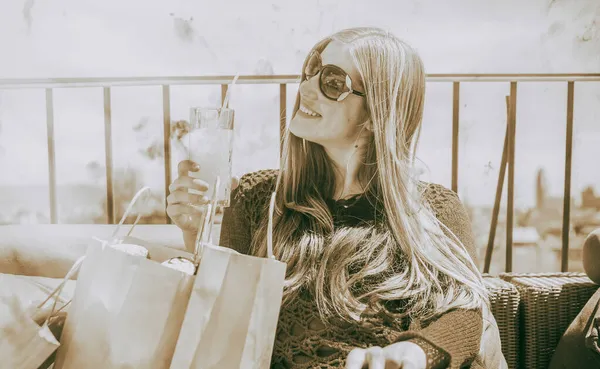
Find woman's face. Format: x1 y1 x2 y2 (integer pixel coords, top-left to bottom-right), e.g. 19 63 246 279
289 40 368 149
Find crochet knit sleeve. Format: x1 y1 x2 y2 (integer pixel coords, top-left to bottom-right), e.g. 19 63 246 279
219 169 278 254
423 183 479 264
394 183 484 369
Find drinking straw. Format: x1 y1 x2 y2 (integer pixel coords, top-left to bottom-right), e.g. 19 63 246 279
220 73 239 111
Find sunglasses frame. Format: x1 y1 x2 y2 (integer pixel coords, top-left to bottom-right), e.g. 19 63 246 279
305 51 366 102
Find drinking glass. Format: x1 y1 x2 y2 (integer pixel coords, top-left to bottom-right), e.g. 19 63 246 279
187 107 235 208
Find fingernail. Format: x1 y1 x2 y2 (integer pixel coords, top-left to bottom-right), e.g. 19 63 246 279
191 163 200 171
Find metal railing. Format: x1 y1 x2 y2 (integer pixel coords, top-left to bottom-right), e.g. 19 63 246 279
1 73 599 272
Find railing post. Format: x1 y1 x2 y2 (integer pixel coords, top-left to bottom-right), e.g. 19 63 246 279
279 84 287 159
162 85 172 224
45 89 58 224
561 81 575 272
452 82 460 193
484 97 511 273
506 82 517 272
103 87 114 224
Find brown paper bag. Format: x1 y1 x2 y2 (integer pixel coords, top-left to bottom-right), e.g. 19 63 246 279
170 191 287 369
53 187 195 369
0 257 83 369
0 295 60 369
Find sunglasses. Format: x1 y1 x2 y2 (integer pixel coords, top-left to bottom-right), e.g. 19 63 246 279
304 51 366 102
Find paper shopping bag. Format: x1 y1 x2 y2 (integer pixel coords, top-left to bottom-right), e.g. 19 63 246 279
53 245 194 369
170 191 287 369
53 186 195 369
0 258 82 369
0 295 60 369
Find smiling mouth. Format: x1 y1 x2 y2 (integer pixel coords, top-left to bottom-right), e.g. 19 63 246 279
299 104 321 117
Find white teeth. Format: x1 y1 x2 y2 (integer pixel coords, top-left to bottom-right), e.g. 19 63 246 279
300 105 320 117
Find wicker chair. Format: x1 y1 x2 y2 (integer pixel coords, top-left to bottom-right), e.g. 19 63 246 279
483 275 520 369
497 272 599 369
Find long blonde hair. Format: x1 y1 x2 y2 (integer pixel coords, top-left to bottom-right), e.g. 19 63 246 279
251 27 488 323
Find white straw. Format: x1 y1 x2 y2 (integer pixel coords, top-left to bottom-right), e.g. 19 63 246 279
220 73 239 111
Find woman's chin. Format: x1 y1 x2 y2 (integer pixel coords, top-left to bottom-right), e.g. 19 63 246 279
289 116 311 139
289 114 328 144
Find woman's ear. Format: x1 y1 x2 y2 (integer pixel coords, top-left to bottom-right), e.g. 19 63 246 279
363 120 373 131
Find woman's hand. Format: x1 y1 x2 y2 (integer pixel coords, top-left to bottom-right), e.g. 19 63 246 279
167 160 239 232
166 160 212 233
345 342 427 369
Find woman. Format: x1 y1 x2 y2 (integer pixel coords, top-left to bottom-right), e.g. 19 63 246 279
167 27 501 369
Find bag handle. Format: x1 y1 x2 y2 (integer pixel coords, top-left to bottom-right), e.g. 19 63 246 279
106 186 152 246
267 191 277 260
191 178 278 261
36 255 86 326
34 188 150 325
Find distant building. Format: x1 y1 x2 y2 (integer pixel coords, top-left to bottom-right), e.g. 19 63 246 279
581 186 600 210
531 167 575 238
536 168 548 210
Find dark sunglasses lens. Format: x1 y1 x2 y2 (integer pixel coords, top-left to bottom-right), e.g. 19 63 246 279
320 66 347 100
305 52 321 78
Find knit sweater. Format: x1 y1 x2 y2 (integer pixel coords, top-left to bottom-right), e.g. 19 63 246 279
220 169 483 369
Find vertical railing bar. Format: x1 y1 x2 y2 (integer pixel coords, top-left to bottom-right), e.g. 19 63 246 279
506 82 517 273
484 97 510 273
561 81 575 272
221 84 228 107
45 89 58 224
279 84 287 159
103 87 114 224
162 85 172 224
451 82 460 193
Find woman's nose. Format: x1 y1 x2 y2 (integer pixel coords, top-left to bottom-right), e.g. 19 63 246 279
299 75 319 100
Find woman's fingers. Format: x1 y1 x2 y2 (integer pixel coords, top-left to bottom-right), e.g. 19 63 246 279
176 160 240 190
166 203 206 228
178 160 199 177
345 348 368 369
168 176 209 194
166 203 206 218
166 190 209 207
346 346 410 369
366 347 385 369
382 342 426 369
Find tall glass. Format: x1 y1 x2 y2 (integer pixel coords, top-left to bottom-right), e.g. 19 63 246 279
188 107 235 208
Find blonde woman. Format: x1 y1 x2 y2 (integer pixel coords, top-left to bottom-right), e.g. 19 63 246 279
168 27 503 369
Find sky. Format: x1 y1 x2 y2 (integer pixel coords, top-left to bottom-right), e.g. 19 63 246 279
0 0 599 208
